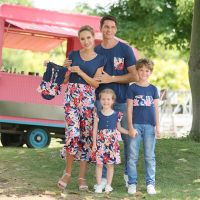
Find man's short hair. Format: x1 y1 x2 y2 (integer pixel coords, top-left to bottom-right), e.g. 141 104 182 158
100 15 118 28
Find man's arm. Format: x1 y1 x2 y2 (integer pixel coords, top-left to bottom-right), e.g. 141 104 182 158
94 65 138 84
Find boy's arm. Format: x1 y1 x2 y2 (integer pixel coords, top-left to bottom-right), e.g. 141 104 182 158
154 99 161 138
127 99 138 137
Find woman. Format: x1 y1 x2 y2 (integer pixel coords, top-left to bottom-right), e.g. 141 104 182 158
58 25 106 190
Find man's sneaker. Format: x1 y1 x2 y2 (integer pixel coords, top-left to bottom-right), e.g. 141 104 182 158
128 184 136 194
95 184 103 193
147 184 156 195
124 174 128 188
105 184 113 193
93 178 107 190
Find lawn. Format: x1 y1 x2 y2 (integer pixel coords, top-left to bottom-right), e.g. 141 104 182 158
0 138 200 200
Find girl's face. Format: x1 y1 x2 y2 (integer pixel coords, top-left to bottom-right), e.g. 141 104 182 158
101 20 117 40
100 93 114 109
79 30 95 50
137 66 152 82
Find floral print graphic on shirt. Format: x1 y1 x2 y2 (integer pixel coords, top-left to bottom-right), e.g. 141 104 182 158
133 95 154 107
114 57 124 70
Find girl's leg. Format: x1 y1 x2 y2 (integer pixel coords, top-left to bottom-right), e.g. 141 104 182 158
96 164 103 185
106 164 114 186
65 153 74 174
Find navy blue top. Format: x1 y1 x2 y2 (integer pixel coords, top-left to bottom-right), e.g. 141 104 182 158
95 41 136 103
68 50 106 84
127 83 159 126
97 111 121 130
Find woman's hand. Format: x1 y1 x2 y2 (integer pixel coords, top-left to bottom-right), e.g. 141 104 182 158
70 66 83 75
63 58 72 67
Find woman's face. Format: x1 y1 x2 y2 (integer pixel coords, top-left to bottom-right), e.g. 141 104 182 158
79 30 95 50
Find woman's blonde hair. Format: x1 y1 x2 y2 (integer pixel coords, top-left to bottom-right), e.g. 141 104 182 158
99 88 116 103
78 25 95 37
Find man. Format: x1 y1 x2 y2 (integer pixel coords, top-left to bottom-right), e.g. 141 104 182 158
94 15 138 189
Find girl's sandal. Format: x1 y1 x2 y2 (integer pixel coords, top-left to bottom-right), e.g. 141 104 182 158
57 172 71 190
78 178 88 191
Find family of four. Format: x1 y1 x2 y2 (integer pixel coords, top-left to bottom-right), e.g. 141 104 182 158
56 15 160 195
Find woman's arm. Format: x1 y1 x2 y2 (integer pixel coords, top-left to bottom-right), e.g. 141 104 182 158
71 66 101 88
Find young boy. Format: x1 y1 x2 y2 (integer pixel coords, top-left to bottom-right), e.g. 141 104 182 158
126 58 160 195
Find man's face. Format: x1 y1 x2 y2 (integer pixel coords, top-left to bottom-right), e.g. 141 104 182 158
100 20 117 40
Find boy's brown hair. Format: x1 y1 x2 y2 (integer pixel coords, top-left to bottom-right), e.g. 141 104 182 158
100 15 118 28
136 58 154 72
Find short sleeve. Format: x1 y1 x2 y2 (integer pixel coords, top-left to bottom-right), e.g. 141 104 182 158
153 86 159 99
126 84 134 99
124 45 136 68
118 111 123 122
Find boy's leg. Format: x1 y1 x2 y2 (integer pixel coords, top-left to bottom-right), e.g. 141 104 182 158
127 124 142 185
143 124 156 186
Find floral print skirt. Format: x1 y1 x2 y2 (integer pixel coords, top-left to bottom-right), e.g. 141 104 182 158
61 83 95 161
91 129 121 165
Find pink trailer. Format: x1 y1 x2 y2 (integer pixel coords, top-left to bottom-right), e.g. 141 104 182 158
0 4 139 148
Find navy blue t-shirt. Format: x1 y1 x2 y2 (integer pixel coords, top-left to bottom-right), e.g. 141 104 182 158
68 50 106 84
97 110 120 130
95 41 136 103
127 83 159 126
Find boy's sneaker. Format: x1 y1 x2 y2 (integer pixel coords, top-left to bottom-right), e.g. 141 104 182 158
128 184 136 194
124 174 128 188
147 184 156 195
95 184 103 193
105 184 113 193
93 178 107 190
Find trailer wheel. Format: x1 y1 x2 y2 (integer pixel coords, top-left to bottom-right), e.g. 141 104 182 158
26 128 51 148
0 133 24 147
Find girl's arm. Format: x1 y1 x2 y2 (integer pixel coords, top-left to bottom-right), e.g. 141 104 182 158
92 117 99 151
127 99 138 137
71 66 102 89
154 99 161 138
116 122 128 134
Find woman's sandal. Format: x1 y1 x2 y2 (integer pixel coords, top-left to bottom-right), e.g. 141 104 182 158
78 178 88 191
57 172 71 190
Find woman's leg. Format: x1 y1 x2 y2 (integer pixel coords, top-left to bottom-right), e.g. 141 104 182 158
106 164 114 186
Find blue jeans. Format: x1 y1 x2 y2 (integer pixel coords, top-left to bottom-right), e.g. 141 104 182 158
95 100 129 178
127 124 156 186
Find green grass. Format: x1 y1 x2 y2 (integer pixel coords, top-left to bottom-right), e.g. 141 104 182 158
0 138 200 200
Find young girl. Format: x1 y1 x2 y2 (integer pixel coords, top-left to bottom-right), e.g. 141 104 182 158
92 89 128 193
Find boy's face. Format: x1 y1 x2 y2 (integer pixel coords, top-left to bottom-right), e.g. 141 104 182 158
137 66 152 82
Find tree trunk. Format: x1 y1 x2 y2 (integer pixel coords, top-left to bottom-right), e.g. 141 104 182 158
188 0 200 142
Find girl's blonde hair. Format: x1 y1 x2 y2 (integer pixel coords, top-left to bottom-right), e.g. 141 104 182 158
99 88 116 102
78 25 95 37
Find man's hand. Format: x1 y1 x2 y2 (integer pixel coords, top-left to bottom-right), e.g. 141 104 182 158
94 70 112 84
156 127 161 139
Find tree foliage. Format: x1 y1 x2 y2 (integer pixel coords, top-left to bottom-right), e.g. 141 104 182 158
0 0 32 6
101 0 194 55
